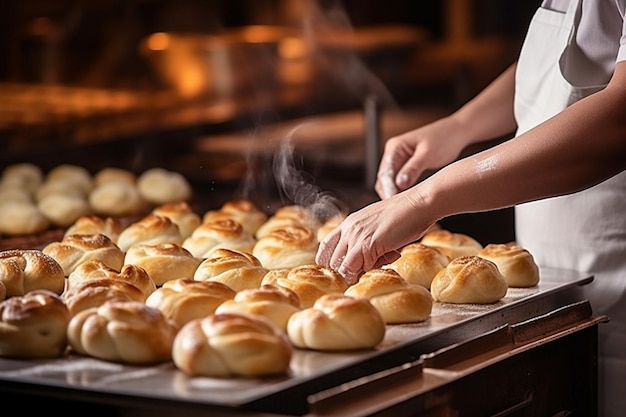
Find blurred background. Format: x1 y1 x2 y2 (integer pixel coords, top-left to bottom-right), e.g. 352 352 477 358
0 0 541 243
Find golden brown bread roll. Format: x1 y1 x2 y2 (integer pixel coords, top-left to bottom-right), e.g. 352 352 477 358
193 248 268 292
384 242 450 289
62 277 147 316
0 201 50 236
203 199 268 235
430 255 508 304
64 214 124 243
136 168 192 205
261 264 348 308
67 259 156 298
477 243 540 288
42 233 125 276
124 242 201 286
0 289 70 358
152 201 202 239
0 249 65 296
67 299 179 365
88 181 148 217
116 214 183 252
145 278 236 327
287 293 385 351
345 268 433 324
215 284 301 331
252 225 318 270
255 204 320 239
182 218 256 259
172 312 292 377
420 229 483 260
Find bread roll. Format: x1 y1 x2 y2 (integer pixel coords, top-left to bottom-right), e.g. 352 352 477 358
67 259 156 298
345 268 433 323
0 249 65 296
431 255 508 304
62 277 147 316
172 312 292 377
477 243 540 288
182 218 256 258
93 167 137 186
287 293 385 351
421 229 483 260
252 225 318 270
45 164 93 196
152 201 201 239
193 248 268 292
67 300 178 365
384 242 449 289
0 163 44 194
137 168 192 204
255 205 320 239
64 215 123 243
124 242 201 286
0 289 70 358
145 278 236 327
35 179 85 202
116 214 183 252
42 233 125 276
0 201 50 235
89 181 148 217
261 264 348 308
37 193 91 227
203 199 268 235
215 284 300 331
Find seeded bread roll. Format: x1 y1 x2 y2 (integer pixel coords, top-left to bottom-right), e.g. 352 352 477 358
203 199 268 235
255 205 320 239
287 293 385 351
67 300 178 365
193 248 268 292
64 215 123 243
345 268 433 324
116 214 183 252
124 242 201 286
420 229 483 260
0 289 70 358
252 225 318 270
182 219 256 259
89 181 148 217
0 201 50 236
215 284 301 331
145 278 236 327
67 259 156 298
152 201 201 239
137 168 192 205
62 277 147 316
384 242 450 289
172 312 292 377
477 243 540 288
0 249 65 296
42 234 125 276
431 255 508 304
261 264 348 308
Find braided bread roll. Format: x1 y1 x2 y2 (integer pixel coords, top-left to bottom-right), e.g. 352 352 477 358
193 248 268 292
67 300 178 365
477 243 540 288
152 201 202 239
431 255 508 304
384 242 450 289
145 278 236 327
0 249 65 297
287 293 385 351
62 277 147 316
64 215 123 243
116 214 183 252
67 259 156 298
0 290 70 358
172 312 292 377
345 268 433 324
42 233 125 276
421 229 483 260
203 199 268 235
182 219 256 259
124 242 201 286
255 205 320 239
252 225 319 270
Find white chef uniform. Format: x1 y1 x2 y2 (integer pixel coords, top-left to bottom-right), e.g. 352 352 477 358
514 1 626 416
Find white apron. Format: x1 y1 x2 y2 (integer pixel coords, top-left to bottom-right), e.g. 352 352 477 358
514 1 626 415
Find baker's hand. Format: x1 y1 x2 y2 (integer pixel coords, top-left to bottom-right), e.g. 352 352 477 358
375 116 465 199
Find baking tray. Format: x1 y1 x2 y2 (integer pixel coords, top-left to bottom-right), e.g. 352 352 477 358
0 267 593 415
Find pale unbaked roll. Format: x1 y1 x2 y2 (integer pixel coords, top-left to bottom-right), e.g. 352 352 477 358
67 300 179 365
172 312 292 377
37 193 91 227
0 249 65 296
431 255 508 304
287 293 385 351
0 289 70 358
42 233 125 276
67 259 156 298
88 181 148 217
152 201 201 239
137 168 192 205
0 201 50 235
193 248 268 292
421 229 483 260
124 242 201 286
92 167 137 186
182 218 256 259
384 242 450 289
0 162 44 194
116 214 183 252
477 243 540 288
252 225 318 270
345 268 433 324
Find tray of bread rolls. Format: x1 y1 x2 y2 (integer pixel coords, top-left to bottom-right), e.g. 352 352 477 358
0 162 593 415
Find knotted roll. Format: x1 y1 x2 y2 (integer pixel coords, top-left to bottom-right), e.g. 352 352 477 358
172 312 292 377
420 229 483 260
67 300 178 365
64 215 124 244
193 248 268 292
124 242 201 286
152 201 202 239
145 278 236 327
67 259 156 298
182 218 256 259
0 290 70 358
345 268 433 324
261 264 348 308
215 284 301 331
42 233 125 276
116 214 183 252
287 293 385 351
62 277 147 316
431 255 508 304
0 249 65 297
255 205 320 239
477 243 540 288
384 242 450 289
202 199 268 235
252 225 318 270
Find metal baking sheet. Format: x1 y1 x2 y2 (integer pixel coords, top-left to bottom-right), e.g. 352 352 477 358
0 267 593 415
